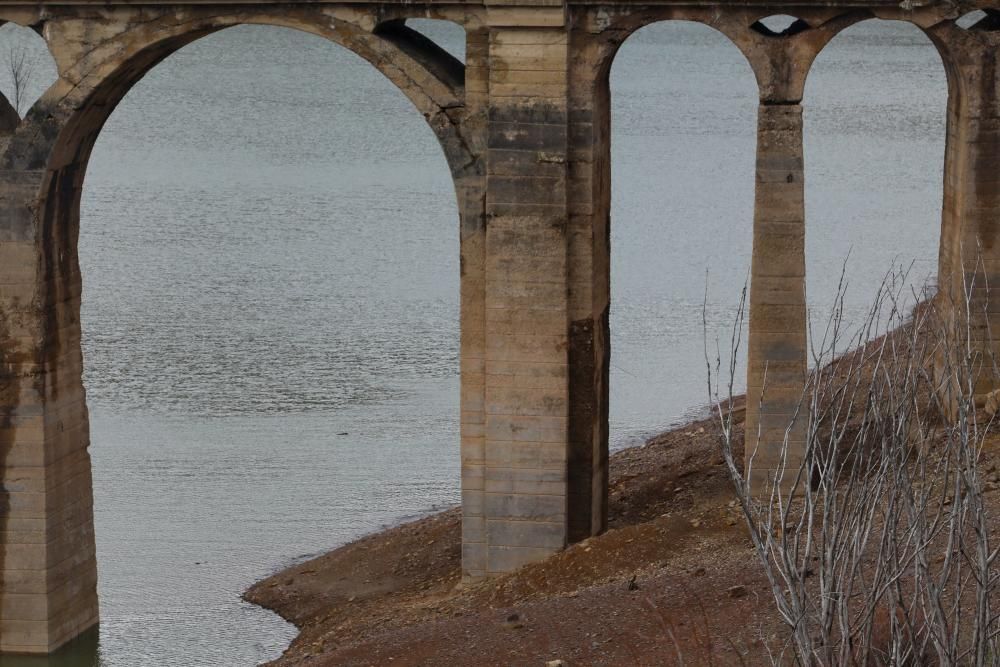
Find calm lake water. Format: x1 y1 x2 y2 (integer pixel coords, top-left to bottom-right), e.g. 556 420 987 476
0 17 945 666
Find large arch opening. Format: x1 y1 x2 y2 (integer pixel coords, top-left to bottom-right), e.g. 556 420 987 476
803 19 947 339
607 21 757 452
29 21 465 663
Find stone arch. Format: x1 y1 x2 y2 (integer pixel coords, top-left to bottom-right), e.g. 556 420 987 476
588 12 757 89
605 18 759 433
583 8 868 106
5 7 480 392
561 12 761 541
0 8 486 653
18 11 477 329
919 14 1000 138
803 16 950 321
725 11 870 103
807 12 956 93
11 9 471 173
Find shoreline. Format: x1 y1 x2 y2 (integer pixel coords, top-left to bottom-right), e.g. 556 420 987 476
242 395 785 666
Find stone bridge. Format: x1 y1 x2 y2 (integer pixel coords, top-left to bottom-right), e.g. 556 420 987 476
0 0 996 654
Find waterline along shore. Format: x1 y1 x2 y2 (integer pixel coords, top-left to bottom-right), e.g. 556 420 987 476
244 397 783 665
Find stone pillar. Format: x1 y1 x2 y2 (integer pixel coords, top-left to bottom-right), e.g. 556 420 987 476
564 26 609 543
726 19 838 491
928 16 1000 402
746 102 809 488
479 7 571 574
0 161 99 653
459 26 489 581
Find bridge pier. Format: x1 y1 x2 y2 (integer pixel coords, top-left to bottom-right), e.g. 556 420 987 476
722 18 846 490
0 164 99 653
458 25 490 581
746 101 810 488
476 11 575 575
564 18 611 544
927 14 1000 405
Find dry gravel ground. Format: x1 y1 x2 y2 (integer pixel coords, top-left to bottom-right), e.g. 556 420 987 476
245 397 795 666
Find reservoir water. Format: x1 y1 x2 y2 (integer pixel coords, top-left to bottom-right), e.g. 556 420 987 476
0 18 946 666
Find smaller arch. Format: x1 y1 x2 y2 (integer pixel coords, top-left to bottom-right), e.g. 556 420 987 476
957 9 1000 31
805 15 955 99
372 19 464 92
750 15 812 38
2 9 473 176
593 15 757 97
0 21 56 130
802 16 948 328
401 18 467 64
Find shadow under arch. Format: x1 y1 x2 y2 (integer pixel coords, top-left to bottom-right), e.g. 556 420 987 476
802 17 948 331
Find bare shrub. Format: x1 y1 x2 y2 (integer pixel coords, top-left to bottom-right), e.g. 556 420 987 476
707 263 1000 665
6 44 33 115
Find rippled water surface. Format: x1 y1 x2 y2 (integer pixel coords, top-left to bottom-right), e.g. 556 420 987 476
0 18 946 667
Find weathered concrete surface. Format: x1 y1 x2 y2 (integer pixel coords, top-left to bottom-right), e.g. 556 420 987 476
0 0 996 654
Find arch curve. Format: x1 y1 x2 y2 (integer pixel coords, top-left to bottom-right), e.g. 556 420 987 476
591 14 758 98
0 10 482 381
10 9 470 174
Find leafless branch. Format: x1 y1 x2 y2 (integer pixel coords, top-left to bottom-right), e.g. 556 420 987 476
7 44 34 116
706 259 1000 665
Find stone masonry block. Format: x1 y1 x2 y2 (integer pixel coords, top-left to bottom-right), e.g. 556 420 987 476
487 148 565 178
485 466 564 495
486 384 567 417
486 359 567 389
462 489 485 516
485 331 567 363
484 440 566 470
485 415 567 446
489 29 567 49
484 493 565 522
461 463 485 489
487 174 566 208
487 122 566 152
487 545 554 573
486 305 566 336
462 515 486 543
748 303 807 332
486 519 564 549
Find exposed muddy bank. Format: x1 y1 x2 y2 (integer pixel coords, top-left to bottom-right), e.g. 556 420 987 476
243 397 790 666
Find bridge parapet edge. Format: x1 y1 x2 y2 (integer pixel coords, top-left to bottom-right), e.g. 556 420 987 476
0 0 983 8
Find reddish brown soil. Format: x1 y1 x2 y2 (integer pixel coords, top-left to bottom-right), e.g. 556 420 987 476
244 398 792 666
